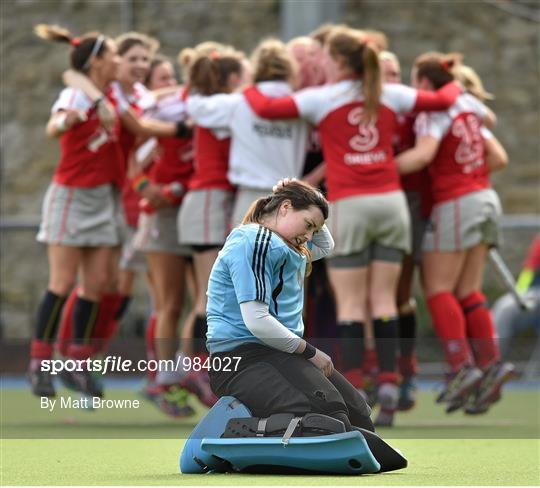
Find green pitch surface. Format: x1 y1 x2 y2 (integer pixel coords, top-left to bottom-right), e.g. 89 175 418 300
1 387 539 485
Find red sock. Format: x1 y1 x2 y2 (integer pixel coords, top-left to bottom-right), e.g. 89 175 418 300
460 291 500 369
145 313 157 381
376 371 400 385
427 292 473 372
91 293 123 355
30 339 54 360
67 343 94 361
362 348 378 377
398 354 418 378
344 368 364 389
56 288 79 357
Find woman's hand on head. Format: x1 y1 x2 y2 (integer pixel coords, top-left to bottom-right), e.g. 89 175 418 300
273 177 297 193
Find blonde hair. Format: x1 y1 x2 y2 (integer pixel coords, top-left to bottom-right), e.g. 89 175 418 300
361 29 389 52
251 38 297 83
177 41 230 81
286 36 314 51
328 27 381 121
309 22 349 46
455 65 494 102
379 50 399 64
115 31 159 56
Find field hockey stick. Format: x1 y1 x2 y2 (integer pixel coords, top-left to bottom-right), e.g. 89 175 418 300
488 247 533 311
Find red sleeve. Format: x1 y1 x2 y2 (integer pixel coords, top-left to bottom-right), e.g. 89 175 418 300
413 81 461 112
243 86 300 120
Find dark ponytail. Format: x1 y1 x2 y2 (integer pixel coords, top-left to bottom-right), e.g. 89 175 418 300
415 51 462 89
188 52 243 95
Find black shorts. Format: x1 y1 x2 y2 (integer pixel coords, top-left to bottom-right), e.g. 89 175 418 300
209 343 374 432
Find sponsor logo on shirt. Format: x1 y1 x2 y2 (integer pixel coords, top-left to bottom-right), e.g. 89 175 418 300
253 122 293 139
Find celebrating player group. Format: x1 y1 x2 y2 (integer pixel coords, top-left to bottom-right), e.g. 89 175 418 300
28 20 514 430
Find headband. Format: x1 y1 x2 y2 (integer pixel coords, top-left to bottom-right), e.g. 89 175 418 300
82 34 105 71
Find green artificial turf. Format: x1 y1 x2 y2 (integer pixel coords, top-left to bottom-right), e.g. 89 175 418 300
1 387 539 485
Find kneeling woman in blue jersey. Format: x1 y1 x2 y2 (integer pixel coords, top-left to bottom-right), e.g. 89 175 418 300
206 179 374 432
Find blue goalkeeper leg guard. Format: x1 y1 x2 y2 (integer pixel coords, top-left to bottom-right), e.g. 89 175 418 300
180 397 407 475
180 396 251 474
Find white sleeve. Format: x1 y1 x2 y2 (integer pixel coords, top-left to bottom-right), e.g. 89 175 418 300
414 111 451 140
239 301 302 353
186 93 242 128
150 95 187 122
469 95 489 119
293 86 327 124
381 83 418 114
307 224 335 261
51 88 92 114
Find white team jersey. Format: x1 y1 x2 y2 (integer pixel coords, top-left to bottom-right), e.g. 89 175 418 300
187 81 309 189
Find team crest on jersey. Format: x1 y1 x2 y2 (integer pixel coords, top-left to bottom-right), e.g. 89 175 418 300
347 107 379 152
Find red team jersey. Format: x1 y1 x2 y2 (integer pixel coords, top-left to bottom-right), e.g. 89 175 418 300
243 79 460 202
111 81 157 226
393 112 433 217
189 126 233 191
415 93 489 204
293 80 451 201
147 88 194 191
51 87 123 188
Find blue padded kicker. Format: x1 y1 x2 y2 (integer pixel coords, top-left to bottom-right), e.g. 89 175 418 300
180 396 251 474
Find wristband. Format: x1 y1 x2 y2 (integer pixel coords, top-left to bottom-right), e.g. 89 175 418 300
301 342 316 360
175 120 192 138
131 173 150 192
